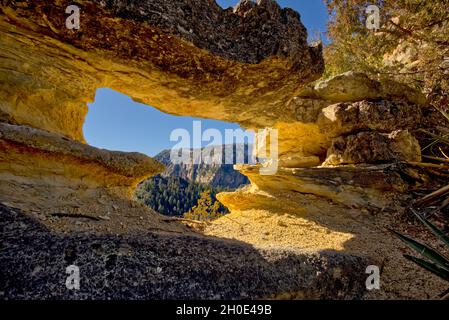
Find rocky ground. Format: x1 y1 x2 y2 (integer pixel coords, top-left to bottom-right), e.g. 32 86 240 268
0 203 368 300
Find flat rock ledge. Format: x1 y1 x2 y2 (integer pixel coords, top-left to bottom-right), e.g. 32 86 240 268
0 122 163 179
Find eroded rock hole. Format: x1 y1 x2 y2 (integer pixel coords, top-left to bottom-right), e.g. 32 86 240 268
84 88 255 220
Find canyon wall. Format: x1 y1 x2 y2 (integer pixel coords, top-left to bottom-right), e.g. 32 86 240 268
0 0 446 299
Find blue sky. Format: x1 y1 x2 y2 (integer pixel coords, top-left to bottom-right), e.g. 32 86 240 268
84 0 329 156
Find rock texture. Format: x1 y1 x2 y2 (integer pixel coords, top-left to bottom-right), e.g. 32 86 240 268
99 0 317 65
324 130 421 166
0 0 446 300
206 164 448 300
0 122 163 184
0 204 368 300
297 71 427 105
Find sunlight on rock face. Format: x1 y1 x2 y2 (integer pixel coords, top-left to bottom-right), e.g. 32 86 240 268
0 0 446 300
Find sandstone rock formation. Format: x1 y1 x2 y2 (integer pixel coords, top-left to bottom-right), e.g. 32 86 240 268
0 0 446 299
0 0 323 142
323 130 421 166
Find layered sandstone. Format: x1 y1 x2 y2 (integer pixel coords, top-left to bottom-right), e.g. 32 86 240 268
0 0 446 299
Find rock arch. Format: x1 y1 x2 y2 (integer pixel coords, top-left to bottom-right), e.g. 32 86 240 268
0 0 445 299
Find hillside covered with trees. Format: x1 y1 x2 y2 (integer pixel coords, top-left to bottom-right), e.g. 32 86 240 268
135 175 229 217
135 145 252 218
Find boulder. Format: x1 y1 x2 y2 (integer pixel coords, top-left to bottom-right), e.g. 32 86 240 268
318 100 426 138
297 71 427 105
323 130 421 166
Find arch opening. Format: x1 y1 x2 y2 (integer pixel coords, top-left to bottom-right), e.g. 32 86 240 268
85 88 255 219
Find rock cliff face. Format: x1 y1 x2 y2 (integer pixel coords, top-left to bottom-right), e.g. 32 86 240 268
0 0 446 299
154 147 251 188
